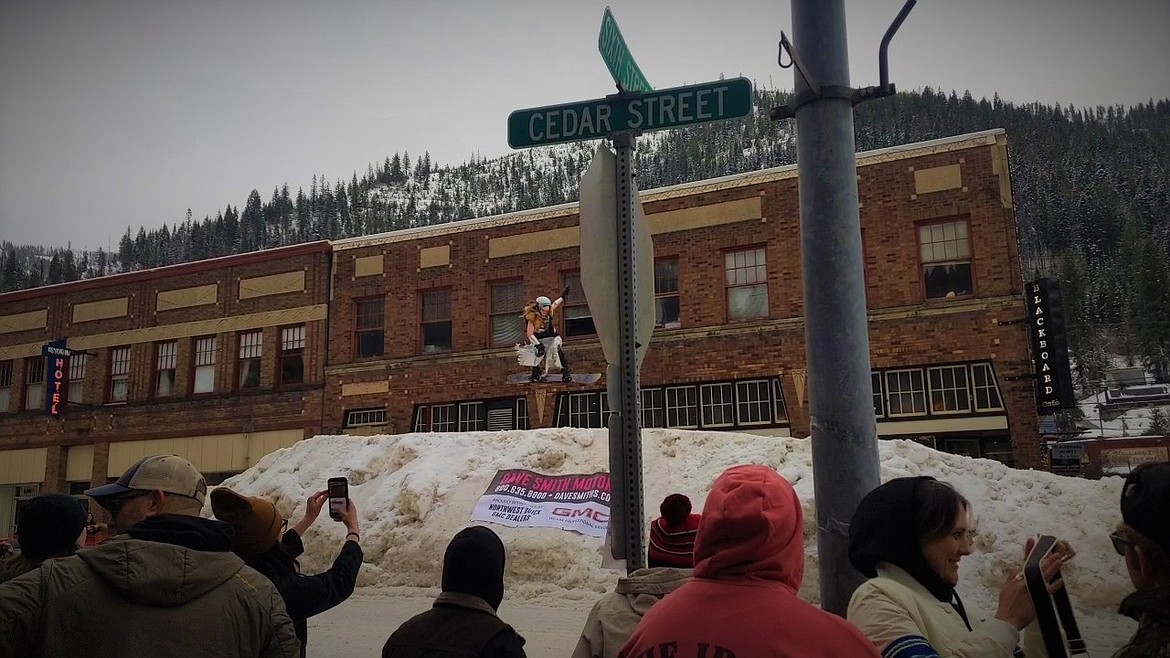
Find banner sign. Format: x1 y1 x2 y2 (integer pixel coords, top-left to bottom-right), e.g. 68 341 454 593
1024 278 1076 413
471 469 611 539
41 339 71 418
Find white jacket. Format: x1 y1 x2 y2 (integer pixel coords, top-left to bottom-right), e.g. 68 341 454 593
847 563 1047 658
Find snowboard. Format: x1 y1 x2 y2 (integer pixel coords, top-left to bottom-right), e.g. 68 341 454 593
1024 535 1088 657
508 372 601 385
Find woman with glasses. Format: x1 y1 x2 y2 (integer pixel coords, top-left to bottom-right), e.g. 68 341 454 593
846 476 1075 658
211 488 363 658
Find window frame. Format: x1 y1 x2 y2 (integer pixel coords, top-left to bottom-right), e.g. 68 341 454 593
68 353 87 405
192 336 217 395
700 382 736 428
735 379 773 426
917 218 974 301
24 357 44 411
724 246 770 322
0 360 12 413
971 362 1004 411
654 258 681 329
354 297 385 359
154 341 178 398
108 346 131 404
420 289 453 354
665 385 699 429
237 331 263 390
279 325 306 386
884 368 927 417
562 272 595 337
489 280 526 347
345 408 387 428
927 364 971 415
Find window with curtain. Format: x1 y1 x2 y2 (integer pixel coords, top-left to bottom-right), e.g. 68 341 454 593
155 342 177 397
918 220 973 299
490 281 525 346
193 336 217 394
725 247 769 321
237 331 262 390
108 347 130 403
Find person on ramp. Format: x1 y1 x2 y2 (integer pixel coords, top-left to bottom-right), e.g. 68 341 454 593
523 284 573 383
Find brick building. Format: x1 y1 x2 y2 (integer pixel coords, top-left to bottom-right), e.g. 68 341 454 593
0 129 1042 536
0 242 331 533
327 129 1039 467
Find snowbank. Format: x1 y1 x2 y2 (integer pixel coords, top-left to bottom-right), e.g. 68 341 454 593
213 428 1132 624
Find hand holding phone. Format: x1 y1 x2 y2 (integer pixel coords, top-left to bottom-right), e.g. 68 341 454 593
327 477 349 521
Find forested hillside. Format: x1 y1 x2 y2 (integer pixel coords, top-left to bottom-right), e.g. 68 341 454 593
2 87 1167 387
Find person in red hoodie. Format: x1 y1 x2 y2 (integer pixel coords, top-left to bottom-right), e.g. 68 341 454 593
648 493 701 568
619 464 881 658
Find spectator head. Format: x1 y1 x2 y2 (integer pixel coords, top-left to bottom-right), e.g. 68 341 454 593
849 477 972 600
692 465 803 589
17 493 88 562
441 526 506 610
210 488 284 560
1114 461 1170 588
85 455 208 533
659 493 692 526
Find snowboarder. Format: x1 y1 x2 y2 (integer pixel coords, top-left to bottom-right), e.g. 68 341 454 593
519 284 573 382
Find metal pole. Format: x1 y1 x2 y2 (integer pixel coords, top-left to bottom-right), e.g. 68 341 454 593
791 0 881 615
612 132 646 571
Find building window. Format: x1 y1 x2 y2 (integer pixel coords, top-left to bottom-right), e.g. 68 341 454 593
280 325 305 385
919 220 972 300
971 362 1004 411
154 342 177 397
736 380 772 426
193 337 216 394
355 298 385 358
345 408 386 428
431 404 456 432
421 289 452 353
700 383 735 427
665 385 699 428
655 259 681 328
237 331 262 390
928 365 970 414
24 357 44 410
563 273 595 337
871 372 884 417
0 360 13 412
565 392 603 428
490 281 525 347
725 247 769 321
68 354 87 404
109 347 130 403
641 388 665 428
885 369 926 416
772 379 789 423
459 402 485 431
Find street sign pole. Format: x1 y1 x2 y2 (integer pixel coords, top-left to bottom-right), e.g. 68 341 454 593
791 0 882 616
611 131 645 570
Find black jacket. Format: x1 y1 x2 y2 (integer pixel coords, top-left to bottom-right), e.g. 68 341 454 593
250 530 363 658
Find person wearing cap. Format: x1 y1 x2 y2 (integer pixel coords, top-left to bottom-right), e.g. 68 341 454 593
383 525 526 657
0 493 87 583
1110 460 1170 657
0 454 300 658
847 476 1074 658
571 565 691 658
519 284 573 383
647 493 701 569
212 487 363 658
619 465 881 658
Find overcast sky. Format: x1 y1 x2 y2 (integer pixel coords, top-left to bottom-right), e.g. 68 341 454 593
1 0 1166 251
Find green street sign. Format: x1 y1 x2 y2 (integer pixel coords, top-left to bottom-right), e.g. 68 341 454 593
598 6 652 93
508 77 753 149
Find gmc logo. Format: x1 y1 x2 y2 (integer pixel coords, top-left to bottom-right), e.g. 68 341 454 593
552 507 609 522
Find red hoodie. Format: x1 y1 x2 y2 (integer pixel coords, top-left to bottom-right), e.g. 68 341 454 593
619 465 881 658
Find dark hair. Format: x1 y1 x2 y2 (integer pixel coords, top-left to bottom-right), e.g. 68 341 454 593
659 494 692 525
914 480 970 543
245 539 300 579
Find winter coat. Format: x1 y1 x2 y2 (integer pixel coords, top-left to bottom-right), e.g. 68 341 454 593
1112 583 1170 658
618 465 881 658
382 591 526 658
647 514 701 568
0 550 38 583
383 526 526 658
572 567 691 658
248 529 363 658
0 514 300 658
848 564 1047 658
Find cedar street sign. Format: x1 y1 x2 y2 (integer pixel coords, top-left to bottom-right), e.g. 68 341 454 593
507 77 752 149
598 6 652 93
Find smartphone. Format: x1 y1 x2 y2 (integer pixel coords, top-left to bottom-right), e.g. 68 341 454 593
327 477 349 521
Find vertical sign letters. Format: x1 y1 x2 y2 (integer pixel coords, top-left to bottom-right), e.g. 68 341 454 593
1024 279 1076 413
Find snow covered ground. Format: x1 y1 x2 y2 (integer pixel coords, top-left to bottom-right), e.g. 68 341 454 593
210 428 1142 656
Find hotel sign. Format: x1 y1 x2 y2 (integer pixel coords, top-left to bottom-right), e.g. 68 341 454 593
1024 278 1076 413
42 339 71 418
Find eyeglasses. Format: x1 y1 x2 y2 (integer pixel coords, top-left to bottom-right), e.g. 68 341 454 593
99 490 151 516
281 518 289 533
1109 531 1131 556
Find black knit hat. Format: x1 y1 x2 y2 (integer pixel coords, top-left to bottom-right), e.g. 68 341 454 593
1121 461 1170 552
18 493 87 562
441 526 506 610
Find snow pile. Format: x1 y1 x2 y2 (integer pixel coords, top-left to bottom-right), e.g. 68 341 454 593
213 428 1131 622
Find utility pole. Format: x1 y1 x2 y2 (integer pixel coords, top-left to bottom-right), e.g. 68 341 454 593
789 0 883 615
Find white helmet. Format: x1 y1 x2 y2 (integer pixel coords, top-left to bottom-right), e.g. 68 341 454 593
535 296 552 308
